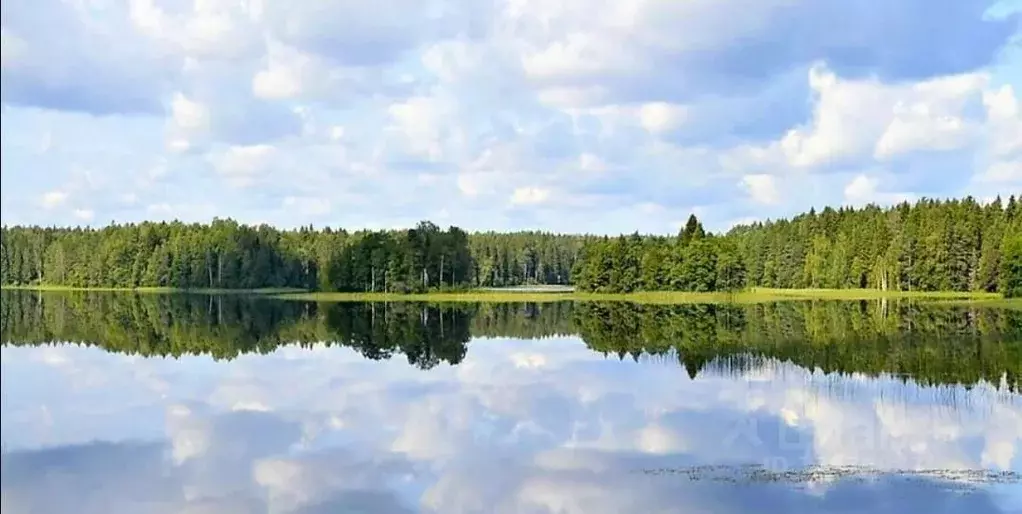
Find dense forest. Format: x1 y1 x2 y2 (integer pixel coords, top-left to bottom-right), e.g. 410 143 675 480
0 220 589 292
2 290 1019 390
572 196 1022 296
2 196 1021 295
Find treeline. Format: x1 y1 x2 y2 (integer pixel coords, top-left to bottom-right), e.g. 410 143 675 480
4 196 1022 295
732 195 1022 295
0 220 588 292
3 290 1019 389
572 196 1022 296
470 232 588 286
571 216 746 292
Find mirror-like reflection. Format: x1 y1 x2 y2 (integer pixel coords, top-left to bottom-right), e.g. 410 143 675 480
1 291 1020 513
2 291 1019 390
575 302 1022 392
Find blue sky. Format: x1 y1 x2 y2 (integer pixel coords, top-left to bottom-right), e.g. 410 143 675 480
1 0 1020 234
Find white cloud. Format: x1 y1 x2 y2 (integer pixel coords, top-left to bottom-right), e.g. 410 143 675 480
638 102 688 135
171 93 209 130
1 0 1019 231
780 65 988 167
253 66 303 100
0 28 29 66
73 208 95 222
168 92 211 149
129 0 262 60
739 174 781 205
40 191 69 209
387 95 454 161
843 173 915 206
578 153 607 172
251 41 358 102
977 159 1022 184
510 187 552 206
281 195 332 216
983 84 1022 158
844 174 879 204
210 144 277 187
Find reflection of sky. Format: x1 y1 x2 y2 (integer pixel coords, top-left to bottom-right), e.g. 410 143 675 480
1 336 1020 514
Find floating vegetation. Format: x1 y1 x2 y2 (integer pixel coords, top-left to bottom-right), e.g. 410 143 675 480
636 464 1021 490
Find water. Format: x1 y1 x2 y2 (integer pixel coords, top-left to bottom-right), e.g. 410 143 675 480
1 291 1020 513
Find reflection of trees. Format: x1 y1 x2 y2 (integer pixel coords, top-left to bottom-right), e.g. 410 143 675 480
4 291 1019 390
574 302 1022 391
467 301 576 339
0 292 458 368
0 292 574 369
320 302 471 369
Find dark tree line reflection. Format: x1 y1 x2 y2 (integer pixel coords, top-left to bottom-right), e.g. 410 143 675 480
0 291 574 369
1 291 1019 389
574 301 1022 392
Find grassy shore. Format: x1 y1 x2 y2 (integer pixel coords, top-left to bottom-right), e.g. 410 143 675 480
0 284 306 295
3 284 1012 305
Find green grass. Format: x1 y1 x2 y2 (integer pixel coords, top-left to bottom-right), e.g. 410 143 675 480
2 284 1006 305
0 284 306 295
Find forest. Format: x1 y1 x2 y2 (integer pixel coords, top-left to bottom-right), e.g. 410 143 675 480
2 195 1021 296
572 196 1022 296
0 220 589 292
2 290 1018 389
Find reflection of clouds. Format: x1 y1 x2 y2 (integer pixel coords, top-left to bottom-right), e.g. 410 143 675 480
254 451 418 513
2 337 1021 513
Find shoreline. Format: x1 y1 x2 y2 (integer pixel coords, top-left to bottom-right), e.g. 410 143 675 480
1 285 1011 305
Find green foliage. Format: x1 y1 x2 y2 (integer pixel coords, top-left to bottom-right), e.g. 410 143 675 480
574 196 1021 295
1000 231 1022 298
0 221 591 292
2 195 1018 297
574 216 743 293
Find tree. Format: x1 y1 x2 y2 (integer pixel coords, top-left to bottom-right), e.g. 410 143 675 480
999 232 1022 298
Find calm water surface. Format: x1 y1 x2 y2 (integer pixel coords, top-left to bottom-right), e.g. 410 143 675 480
1 291 1020 513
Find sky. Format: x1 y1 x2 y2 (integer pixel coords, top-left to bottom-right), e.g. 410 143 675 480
1 0 1021 234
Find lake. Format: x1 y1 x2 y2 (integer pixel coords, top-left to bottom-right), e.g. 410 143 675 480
1 290 1020 513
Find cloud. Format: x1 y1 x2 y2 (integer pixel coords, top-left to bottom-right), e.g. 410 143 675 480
779 65 988 168
511 187 552 206
739 174 781 205
40 190 68 209
1 0 173 115
209 144 278 188
1 0 1020 232
128 0 264 61
638 102 688 135
73 208 95 222
282 195 333 216
843 173 915 206
512 0 1016 105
